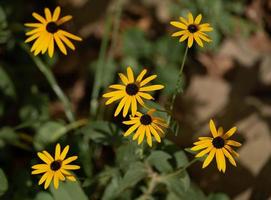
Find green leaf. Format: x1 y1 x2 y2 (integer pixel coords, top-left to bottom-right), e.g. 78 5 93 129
34 192 54 200
50 181 88 200
174 151 189 168
0 67 16 98
122 28 152 59
34 121 65 150
0 127 19 148
116 142 142 170
79 121 121 145
0 168 8 197
118 162 147 192
208 193 230 200
147 151 173 173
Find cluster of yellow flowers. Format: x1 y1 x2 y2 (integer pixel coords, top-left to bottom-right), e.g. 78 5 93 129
24 7 241 190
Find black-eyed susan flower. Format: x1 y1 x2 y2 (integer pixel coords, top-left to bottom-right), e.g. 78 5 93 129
25 6 82 57
123 109 167 147
191 119 241 173
31 143 80 189
103 67 164 117
170 12 213 48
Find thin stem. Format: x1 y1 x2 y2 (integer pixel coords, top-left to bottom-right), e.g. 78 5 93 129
167 46 189 129
165 157 200 178
98 0 124 118
90 16 113 118
21 43 75 123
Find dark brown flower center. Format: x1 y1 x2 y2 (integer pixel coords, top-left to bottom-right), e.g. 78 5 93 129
140 114 152 125
46 22 59 33
50 160 62 171
126 83 139 96
212 137 225 149
188 24 198 33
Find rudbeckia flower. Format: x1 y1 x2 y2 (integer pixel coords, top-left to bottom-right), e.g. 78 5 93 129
170 12 213 48
123 109 167 147
25 6 82 57
31 143 80 189
103 67 164 117
191 119 241 173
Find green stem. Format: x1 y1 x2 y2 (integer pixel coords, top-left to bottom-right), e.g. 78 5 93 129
90 16 113 118
167 46 189 129
98 0 124 118
21 43 75 123
165 157 200 178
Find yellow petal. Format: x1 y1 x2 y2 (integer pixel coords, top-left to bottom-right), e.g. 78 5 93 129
133 125 145 140
139 85 164 92
187 12 194 24
223 127 237 139
195 146 212 158
191 143 211 151
202 148 216 168
123 122 140 137
187 35 194 48
44 172 53 189
170 21 187 29
38 172 49 185
60 145 70 160
172 30 186 37
149 125 161 142
179 33 189 42
32 12 46 24
62 164 80 170
145 126 152 147
54 33 67 55
25 23 43 28
140 75 157 87
58 33 76 50
105 94 125 105
226 140 241 147
57 15 72 25
135 95 144 106
63 156 78 165
114 96 128 116
53 6 61 21
118 73 129 85
209 119 218 137
136 69 147 82
126 67 134 83
179 17 188 25
222 148 237 167
193 33 203 47
53 173 59 189
48 35 54 57
109 84 125 90
37 152 52 164
138 92 154 100
32 164 49 170
32 168 48 175
131 96 137 116
194 14 202 24
59 30 82 41
55 144 61 160
138 126 146 144
123 97 131 117
44 8 52 21
25 32 42 43
216 149 226 173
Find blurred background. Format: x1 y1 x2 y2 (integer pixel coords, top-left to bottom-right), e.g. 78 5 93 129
0 0 271 199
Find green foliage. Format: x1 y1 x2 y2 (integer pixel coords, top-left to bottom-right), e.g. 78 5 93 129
50 181 88 200
0 169 8 197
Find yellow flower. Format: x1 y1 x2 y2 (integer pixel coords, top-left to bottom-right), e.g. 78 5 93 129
170 12 213 48
31 143 80 189
123 109 167 147
25 6 82 57
102 67 164 117
191 119 241 173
